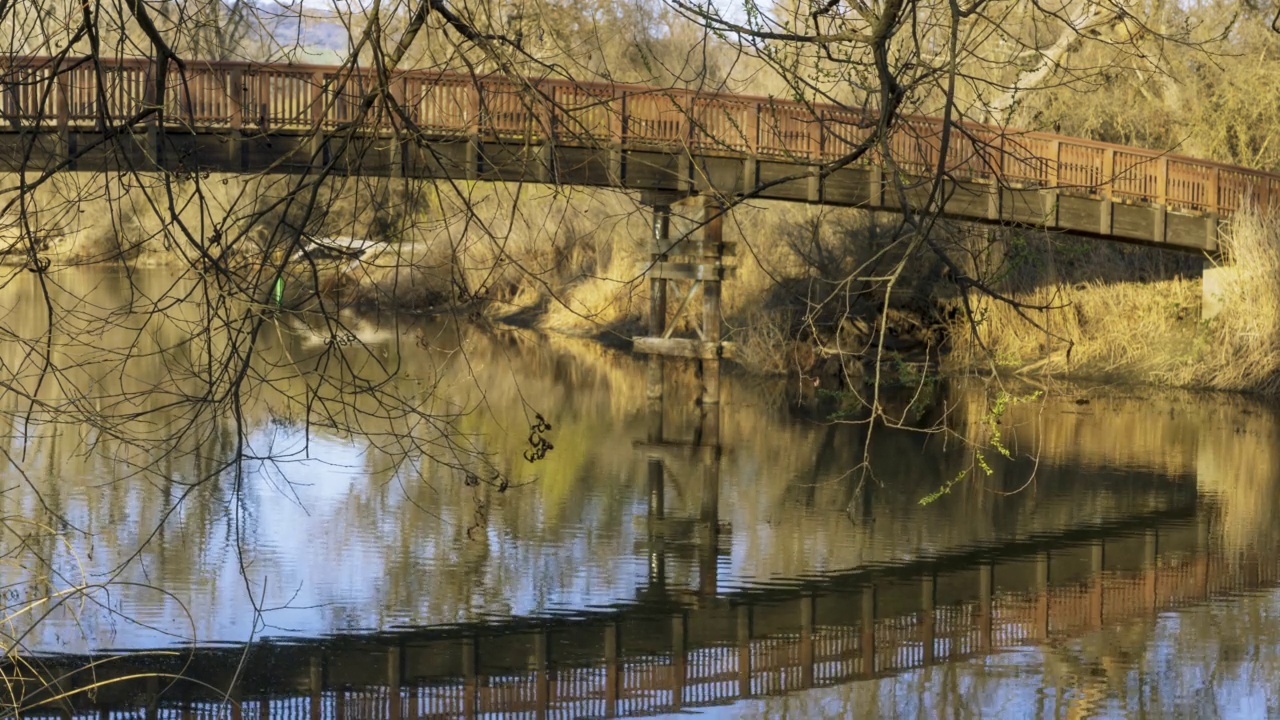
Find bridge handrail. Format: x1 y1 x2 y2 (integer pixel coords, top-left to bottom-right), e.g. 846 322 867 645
3 54 1279 218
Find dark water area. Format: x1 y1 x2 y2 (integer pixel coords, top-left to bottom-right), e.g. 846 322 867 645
3 269 1279 718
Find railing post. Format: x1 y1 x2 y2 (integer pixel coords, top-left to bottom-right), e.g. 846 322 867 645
142 59 164 168
310 70 325 127
1047 139 1060 187
387 645 402 720
860 584 875 676
309 654 323 720
534 629 549 720
389 74 406 178
1207 166 1220 215
671 612 686 710
922 572 936 665
1036 551 1050 640
462 637 478 720
227 67 244 171
979 563 993 652
604 622 621 717
737 604 751 698
1101 147 1115 199
310 70 327 168
1090 541 1105 627
809 108 822 162
799 594 815 688
228 67 244 130
1156 156 1169 206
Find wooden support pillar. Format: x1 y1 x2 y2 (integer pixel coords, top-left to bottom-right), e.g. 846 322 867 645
309 70 328 169
922 572 936 665
860 585 876 676
55 68 72 168
462 637 478 720
465 134 481 180
979 563 994 652
737 605 752 698
604 623 621 717
227 68 245 172
535 630 550 720
309 654 323 720
799 594 815 688
647 205 670 404
1036 551 1051 640
1090 541 1105 628
695 197 725 446
671 613 687 710
230 686 243 720
868 164 883 207
1144 528 1159 612
387 645 402 720
632 194 733 421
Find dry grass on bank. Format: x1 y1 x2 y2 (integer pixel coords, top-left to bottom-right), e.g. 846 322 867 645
948 208 1280 395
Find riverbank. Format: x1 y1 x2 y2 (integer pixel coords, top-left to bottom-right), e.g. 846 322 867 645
7 170 1275 397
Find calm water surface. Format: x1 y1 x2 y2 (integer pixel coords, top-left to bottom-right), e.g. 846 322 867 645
2 269 1279 718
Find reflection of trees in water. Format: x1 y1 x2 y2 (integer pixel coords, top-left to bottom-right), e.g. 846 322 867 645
2 269 1278 655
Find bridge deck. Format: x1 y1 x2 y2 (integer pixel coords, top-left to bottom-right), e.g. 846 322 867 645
4 57 1279 253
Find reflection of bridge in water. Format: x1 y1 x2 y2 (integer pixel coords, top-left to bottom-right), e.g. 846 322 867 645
16 463 1271 720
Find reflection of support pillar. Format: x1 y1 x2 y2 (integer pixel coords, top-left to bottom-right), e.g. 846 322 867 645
671 613 687 710
922 572 936 665
979 563 993 652
388 645 403 720
799 594 815 688
604 623 621 717
647 401 667 591
861 585 876 676
647 206 670 404
1144 528 1159 612
699 233 723 449
697 418 721 597
1036 551 1051 640
1090 541 1105 628
145 676 160 720
535 631 550 720
1197 510 1211 597
309 654 323 720
737 605 752 698
462 638 478 720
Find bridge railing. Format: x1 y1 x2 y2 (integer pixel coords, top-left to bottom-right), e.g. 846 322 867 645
4 55 1280 218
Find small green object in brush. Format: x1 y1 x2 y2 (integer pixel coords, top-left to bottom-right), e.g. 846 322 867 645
272 275 285 308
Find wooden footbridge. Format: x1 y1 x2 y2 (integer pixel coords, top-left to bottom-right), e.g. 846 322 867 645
3 56 1279 254
11 498 1276 720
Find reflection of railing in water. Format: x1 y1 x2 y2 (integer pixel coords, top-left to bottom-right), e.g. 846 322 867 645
17 504 1273 720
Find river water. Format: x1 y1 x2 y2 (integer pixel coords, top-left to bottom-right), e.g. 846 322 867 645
1 269 1278 718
